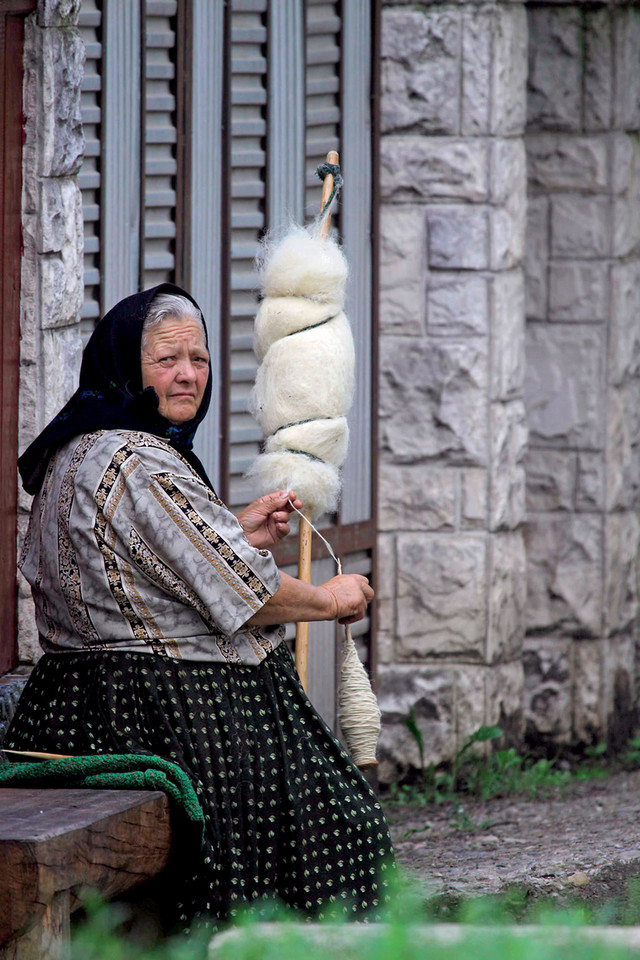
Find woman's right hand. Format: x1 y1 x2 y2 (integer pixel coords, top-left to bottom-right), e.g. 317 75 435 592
319 575 374 625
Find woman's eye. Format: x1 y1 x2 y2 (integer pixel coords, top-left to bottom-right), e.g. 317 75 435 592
194 356 209 365
159 356 175 365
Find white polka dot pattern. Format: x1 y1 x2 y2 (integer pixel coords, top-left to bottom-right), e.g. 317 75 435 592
6 644 395 930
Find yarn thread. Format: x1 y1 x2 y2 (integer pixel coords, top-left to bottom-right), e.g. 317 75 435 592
316 162 343 222
287 499 381 769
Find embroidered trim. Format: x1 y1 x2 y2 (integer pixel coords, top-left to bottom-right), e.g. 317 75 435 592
128 527 242 664
150 473 272 608
93 446 166 651
57 433 104 647
118 555 178 658
115 431 223 504
247 625 279 659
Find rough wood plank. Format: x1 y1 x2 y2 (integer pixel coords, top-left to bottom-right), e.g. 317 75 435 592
0 789 171 947
0 789 167 841
1 890 70 960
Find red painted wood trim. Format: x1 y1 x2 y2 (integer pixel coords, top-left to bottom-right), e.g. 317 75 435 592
0 1 34 13
0 10 28 672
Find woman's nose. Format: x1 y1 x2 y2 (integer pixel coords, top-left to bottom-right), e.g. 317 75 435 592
175 358 197 381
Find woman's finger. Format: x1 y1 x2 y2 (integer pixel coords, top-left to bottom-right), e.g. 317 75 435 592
284 490 303 511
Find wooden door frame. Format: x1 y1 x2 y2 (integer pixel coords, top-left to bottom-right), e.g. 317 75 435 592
0 1 35 673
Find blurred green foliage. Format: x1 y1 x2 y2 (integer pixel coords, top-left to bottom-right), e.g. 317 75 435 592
69 875 640 960
390 724 613 805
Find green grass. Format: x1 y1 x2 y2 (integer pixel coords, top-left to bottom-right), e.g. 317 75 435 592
386 722 614 806
68 877 640 960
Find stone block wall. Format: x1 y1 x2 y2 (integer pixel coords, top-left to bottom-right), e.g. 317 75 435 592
523 3 640 750
377 0 529 782
17 0 84 663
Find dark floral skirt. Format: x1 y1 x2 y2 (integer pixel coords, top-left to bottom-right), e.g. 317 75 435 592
5 643 394 928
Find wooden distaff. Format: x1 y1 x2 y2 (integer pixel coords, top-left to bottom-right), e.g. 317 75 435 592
2 749 71 760
295 149 339 692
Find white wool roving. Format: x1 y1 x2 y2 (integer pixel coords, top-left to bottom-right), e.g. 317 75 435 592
247 227 354 520
248 451 341 518
254 297 342 362
259 225 348 302
248 200 381 771
251 314 354 438
265 417 349 467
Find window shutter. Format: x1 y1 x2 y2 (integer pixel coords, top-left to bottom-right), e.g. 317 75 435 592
142 0 179 289
101 0 141 314
189 0 226 493
305 0 341 222
227 0 268 510
340 0 373 525
77 0 103 342
267 0 304 228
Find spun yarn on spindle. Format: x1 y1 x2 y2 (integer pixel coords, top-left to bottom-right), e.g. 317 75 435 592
338 627 382 769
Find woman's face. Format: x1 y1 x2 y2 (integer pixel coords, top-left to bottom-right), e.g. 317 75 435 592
141 316 210 424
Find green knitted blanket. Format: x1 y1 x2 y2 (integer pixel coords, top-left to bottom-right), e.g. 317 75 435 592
0 753 204 847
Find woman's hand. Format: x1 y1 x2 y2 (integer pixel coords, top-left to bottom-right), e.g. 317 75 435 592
237 490 303 549
319 575 375 625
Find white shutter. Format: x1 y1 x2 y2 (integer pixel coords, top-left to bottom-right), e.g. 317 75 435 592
267 0 304 228
305 0 341 223
340 0 372 524
190 0 226 492
77 0 103 343
101 0 141 312
143 0 178 289
228 0 268 510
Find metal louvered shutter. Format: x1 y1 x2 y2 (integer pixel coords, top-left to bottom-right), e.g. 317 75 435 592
77 0 102 343
143 0 179 288
227 0 268 510
305 0 341 223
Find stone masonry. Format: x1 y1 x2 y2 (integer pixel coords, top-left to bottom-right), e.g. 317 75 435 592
523 3 640 752
17 0 85 662
377 0 529 782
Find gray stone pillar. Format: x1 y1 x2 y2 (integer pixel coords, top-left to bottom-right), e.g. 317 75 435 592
523 4 640 750
377 0 529 781
17 0 85 662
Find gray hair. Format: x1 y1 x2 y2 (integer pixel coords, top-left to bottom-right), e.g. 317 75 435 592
141 293 205 354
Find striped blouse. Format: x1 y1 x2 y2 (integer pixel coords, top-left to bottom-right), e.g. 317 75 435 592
19 430 284 664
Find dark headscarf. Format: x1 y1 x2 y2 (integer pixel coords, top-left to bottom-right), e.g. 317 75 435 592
19 283 213 495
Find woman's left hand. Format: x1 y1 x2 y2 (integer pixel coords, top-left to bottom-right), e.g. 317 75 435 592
237 490 303 549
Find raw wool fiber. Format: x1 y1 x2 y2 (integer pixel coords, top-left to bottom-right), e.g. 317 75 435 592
265 417 349 467
247 226 355 520
254 296 342 362
250 314 355 437
258 224 348 302
249 451 341 521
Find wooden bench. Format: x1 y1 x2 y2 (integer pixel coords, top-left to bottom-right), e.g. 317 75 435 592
0 788 172 960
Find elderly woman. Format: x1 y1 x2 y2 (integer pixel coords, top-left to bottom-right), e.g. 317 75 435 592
6 284 394 929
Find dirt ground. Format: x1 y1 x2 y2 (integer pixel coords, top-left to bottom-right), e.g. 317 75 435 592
383 770 640 910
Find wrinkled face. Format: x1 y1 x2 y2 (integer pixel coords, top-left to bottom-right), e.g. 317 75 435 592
141 316 209 425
